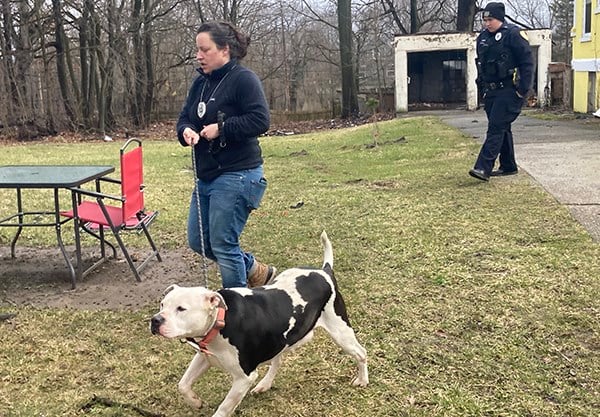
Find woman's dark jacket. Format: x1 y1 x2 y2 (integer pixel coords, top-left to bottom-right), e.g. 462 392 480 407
176 60 270 181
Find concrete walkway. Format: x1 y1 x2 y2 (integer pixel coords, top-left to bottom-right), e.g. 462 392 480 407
423 110 600 241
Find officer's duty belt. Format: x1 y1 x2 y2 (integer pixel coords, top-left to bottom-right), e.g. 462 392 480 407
484 81 513 90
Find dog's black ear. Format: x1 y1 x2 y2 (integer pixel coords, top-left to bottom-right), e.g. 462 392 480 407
209 292 228 310
163 284 178 296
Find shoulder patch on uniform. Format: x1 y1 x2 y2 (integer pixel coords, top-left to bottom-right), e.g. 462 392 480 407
519 31 529 41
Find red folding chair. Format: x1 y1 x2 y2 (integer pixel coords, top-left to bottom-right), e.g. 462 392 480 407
61 138 162 281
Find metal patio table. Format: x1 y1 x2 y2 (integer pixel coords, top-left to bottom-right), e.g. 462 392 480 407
0 165 115 288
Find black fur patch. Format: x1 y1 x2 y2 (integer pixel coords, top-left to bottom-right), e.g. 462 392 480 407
218 289 296 375
217 274 334 375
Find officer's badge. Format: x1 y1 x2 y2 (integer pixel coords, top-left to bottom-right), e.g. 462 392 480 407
495 32 502 41
519 30 529 41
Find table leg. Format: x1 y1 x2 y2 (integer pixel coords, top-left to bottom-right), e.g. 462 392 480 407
10 188 24 258
70 189 84 288
54 188 77 289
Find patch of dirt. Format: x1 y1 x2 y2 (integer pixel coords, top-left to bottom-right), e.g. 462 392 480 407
0 246 219 311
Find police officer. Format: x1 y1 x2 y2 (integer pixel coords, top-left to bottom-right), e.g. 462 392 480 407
469 2 534 181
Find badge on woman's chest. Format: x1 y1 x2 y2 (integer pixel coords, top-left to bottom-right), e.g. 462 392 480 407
197 101 207 119
495 32 502 41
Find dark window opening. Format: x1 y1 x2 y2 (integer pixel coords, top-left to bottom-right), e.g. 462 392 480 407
584 0 592 34
407 50 467 109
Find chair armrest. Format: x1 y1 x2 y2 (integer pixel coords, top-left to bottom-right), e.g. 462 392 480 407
69 187 125 203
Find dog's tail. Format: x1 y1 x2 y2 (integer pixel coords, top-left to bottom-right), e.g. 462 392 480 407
321 231 333 270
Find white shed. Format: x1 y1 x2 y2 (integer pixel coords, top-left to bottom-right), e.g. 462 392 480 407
393 30 553 112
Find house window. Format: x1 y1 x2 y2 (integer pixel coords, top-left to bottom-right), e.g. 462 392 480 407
583 0 592 36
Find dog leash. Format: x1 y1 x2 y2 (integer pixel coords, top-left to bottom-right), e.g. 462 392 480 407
191 145 210 288
191 111 226 288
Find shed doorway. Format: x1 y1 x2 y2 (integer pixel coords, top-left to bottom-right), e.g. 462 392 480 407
408 50 467 110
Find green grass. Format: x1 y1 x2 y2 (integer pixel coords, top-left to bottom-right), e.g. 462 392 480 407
1 117 599 416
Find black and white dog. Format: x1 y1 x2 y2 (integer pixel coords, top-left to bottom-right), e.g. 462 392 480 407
150 232 368 417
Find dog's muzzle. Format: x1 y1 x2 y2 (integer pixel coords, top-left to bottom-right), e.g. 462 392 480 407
150 314 165 335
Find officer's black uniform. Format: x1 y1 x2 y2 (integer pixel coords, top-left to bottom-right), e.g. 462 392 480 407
470 2 533 181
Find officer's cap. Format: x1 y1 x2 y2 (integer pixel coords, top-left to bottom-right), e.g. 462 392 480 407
482 2 505 22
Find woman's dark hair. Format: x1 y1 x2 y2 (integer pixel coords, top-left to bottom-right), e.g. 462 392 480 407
197 21 250 60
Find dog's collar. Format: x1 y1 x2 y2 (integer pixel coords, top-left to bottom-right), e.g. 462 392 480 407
185 305 226 355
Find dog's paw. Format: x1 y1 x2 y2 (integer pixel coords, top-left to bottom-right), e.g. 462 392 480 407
351 376 369 387
251 383 271 394
182 395 203 409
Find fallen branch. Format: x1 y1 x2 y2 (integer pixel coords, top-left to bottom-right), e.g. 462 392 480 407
0 312 16 321
80 395 165 417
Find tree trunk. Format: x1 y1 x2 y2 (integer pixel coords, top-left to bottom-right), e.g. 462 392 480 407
337 0 358 118
104 0 121 130
143 0 154 121
51 0 78 126
1 0 18 126
79 0 91 127
457 0 477 32
410 0 419 33
131 0 144 126
381 0 408 34
34 3 56 133
224 0 239 24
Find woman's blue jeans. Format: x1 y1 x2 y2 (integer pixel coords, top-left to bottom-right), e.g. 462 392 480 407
188 166 267 288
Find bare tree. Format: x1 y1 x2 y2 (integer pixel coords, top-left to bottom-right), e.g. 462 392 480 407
51 0 79 127
1 0 21 128
193 0 243 24
0 0 570 140
353 1 394 111
79 0 94 126
457 0 478 31
381 0 456 34
549 0 572 62
252 1 339 114
338 0 358 118
504 0 552 28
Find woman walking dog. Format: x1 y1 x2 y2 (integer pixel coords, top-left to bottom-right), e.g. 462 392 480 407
176 21 276 288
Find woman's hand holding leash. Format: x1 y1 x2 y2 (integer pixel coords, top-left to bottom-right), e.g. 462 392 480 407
183 125 219 145
183 127 200 145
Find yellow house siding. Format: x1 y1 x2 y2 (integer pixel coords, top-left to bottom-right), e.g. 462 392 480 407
571 0 600 113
